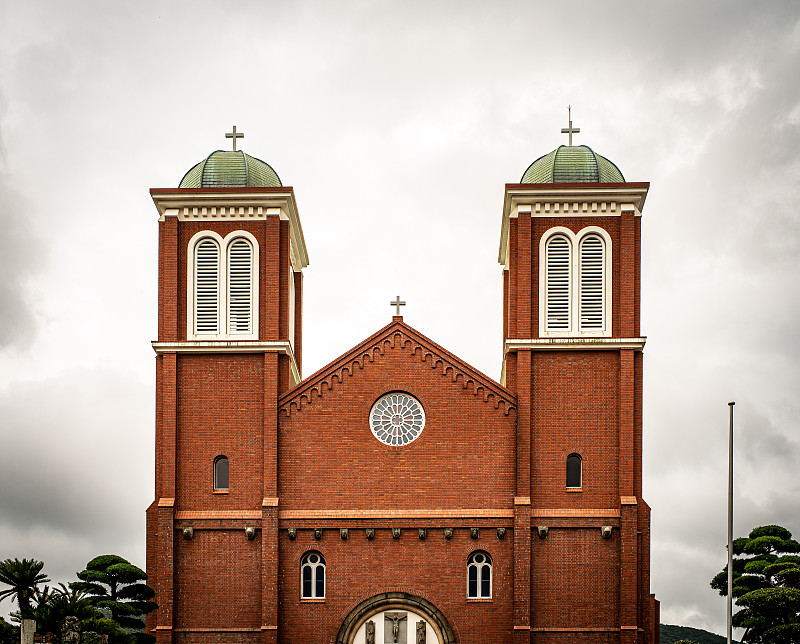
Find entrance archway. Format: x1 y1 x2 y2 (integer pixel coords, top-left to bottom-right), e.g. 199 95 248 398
336 592 456 644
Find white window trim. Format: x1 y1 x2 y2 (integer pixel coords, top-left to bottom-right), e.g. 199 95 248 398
467 551 493 599
187 230 259 341
300 551 326 599
538 226 612 338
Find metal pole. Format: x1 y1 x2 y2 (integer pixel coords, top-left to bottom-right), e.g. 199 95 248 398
728 401 735 644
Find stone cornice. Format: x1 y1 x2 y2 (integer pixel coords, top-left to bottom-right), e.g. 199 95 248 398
277 508 514 520
150 187 309 269
505 337 646 352
530 508 621 518
152 340 300 385
279 320 516 418
498 182 649 264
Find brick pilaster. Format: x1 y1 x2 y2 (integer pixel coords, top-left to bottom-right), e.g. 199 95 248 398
513 498 531 643
517 212 532 338
155 500 174 644
516 351 531 497
508 218 519 340
293 271 303 377
160 352 177 499
262 352 279 640
619 501 639 642
261 503 278 644
619 210 636 338
158 216 179 343
279 220 290 343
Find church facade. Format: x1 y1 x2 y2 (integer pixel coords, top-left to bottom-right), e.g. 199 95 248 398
146 128 659 644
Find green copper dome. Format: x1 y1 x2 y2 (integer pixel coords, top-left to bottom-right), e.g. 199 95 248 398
179 150 282 188
521 145 624 183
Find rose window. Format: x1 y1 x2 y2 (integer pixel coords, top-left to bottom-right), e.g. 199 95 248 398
369 392 425 446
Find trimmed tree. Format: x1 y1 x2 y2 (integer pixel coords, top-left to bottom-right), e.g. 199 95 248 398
0 558 50 621
73 555 157 644
711 525 800 644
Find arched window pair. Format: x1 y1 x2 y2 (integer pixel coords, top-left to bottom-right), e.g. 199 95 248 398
467 551 492 599
188 231 259 339
540 227 611 337
301 552 325 599
299 551 493 600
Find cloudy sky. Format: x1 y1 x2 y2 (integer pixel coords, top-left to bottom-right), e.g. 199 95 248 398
1 0 799 637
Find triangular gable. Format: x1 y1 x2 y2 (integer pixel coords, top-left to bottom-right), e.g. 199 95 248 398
278 319 516 418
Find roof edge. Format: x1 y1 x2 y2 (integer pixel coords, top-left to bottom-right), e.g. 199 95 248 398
278 319 516 411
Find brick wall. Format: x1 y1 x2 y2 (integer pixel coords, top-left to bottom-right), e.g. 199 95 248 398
176 354 265 511
279 342 516 511
278 529 514 644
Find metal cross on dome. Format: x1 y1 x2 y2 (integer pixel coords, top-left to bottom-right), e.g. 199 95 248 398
390 296 406 316
561 106 580 146
225 125 244 151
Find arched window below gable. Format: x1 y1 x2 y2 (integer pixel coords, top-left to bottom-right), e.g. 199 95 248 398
467 551 492 599
301 552 325 599
213 456 229 490
566 453 582 488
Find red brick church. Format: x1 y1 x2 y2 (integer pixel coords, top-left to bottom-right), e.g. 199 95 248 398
146 123 659 644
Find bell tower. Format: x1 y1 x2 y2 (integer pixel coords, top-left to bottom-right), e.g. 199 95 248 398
146 130 309 644
499 119 658 643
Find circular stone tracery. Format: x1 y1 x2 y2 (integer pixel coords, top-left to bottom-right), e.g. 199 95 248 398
369 392 425 446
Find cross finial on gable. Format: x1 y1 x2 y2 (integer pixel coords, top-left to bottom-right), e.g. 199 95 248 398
561 106 580 146
390 296 406 317
225 125 244 151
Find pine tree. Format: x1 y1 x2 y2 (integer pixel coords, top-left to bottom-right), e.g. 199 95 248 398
73 555 157 644
711 525 800 644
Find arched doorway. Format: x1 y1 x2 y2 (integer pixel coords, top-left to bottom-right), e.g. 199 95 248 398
336 592 456 644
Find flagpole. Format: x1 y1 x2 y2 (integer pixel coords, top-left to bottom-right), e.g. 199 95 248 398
727 401 735 644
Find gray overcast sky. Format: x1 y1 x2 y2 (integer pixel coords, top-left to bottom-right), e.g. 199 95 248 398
1 0 799 637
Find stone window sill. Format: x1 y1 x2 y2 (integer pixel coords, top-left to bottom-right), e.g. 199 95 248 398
300 598 325 603
466 598 492 602
212 490 229 495
566 487 582 493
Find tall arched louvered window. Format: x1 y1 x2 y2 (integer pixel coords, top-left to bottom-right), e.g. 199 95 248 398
227 237 253 335
545 235 571 332
579 234 605 332
194 238 220 334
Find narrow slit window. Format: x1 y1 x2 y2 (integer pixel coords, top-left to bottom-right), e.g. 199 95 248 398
545 235 571 332
194 238 220 334
566 453 582 488
579 235 605 331
227 238 253 334
213 456 229 490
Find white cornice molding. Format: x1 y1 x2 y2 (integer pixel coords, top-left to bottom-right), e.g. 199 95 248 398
152 190 309 269
504 337 646 352
498 183 649 264
152 340 300 385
